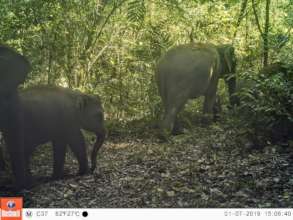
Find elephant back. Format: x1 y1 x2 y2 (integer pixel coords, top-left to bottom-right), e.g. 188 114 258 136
158 43 221 74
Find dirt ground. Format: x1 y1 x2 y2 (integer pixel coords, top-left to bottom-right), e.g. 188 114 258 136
1 119 293 208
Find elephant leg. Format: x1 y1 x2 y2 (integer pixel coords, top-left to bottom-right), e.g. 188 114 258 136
213 95 222 121
203 94 216 114
161 107 178 135
172 117 184 135
91 127 106 172
5 137 26 189
23 147 34 186
0 147 6 171
68 130 89 176
203 78 219 114
161 93 189 135
4 103 27 190
23 148 31 177
52 140 67 179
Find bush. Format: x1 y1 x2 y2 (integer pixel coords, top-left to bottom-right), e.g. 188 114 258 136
237 65 293 145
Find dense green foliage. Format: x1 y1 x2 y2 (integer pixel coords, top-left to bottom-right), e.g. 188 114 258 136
236 64 293 144
1 0 292 143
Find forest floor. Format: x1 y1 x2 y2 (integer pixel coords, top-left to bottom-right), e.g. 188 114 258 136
1 115 293 208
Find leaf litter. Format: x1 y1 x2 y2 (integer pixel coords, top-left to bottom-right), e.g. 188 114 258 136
0 120 293 208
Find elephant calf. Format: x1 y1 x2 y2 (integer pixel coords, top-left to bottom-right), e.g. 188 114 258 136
16 86 105 183
156 43 237 135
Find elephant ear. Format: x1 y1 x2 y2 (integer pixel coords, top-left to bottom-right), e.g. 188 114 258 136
223 46 235 73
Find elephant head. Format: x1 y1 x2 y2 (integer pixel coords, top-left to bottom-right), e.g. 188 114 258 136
74 92 106 172
216 44 238 106
75 93 104 133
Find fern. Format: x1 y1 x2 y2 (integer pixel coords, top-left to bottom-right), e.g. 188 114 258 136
148 22 173 52
127 0 146 24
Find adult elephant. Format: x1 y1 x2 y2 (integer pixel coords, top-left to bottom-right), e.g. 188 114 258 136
156 43 237 135
0 45 31 190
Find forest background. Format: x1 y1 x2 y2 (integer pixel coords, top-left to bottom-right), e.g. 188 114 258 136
0 0 293 208
1 0 291 122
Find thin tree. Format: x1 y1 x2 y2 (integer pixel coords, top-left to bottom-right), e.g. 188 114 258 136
252 0 271 67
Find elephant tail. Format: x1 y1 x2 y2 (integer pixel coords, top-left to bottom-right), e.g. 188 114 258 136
90 128 106 173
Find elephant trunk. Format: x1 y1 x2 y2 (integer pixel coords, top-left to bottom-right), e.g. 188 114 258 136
90 127 106 172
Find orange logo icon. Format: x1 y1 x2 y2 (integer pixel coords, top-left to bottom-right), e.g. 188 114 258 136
0 197 23 220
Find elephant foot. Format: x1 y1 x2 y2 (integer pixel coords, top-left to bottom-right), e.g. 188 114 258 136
90 166 97 174
32 176 51 185
24 175 42 189
0 161 6 171
78 166 89 176
200 114 213 126
172 126 184 135
11 176 35 191
157 129 170 142
213 115 221 122
1 170 40 191
52 172 64 180
91 165 102 176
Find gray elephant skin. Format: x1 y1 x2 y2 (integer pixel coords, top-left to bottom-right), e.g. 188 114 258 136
156 43 237 134
4 86 106 186
0 45 31 190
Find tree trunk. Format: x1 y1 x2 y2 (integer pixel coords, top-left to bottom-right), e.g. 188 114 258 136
263 0 270 67
252 0 271 67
